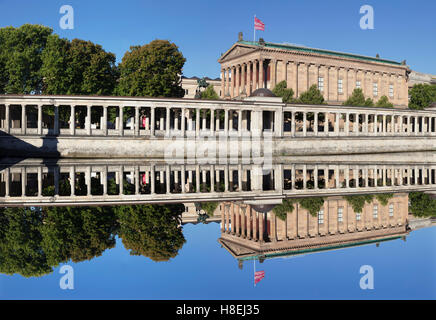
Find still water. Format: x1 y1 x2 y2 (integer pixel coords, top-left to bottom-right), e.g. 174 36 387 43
0 157 435 299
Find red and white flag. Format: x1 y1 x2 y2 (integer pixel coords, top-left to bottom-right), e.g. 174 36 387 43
254 17 265 31
254 270 265 285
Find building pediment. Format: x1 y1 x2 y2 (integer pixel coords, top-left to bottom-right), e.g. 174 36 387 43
219 43 258 63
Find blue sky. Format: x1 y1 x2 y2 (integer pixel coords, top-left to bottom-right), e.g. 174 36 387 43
0 0 435 79
0 223 435 300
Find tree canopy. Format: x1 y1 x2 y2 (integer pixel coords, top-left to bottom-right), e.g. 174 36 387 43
199 84 220 100
0 24 53 94
116 204 186 262
375 95 394 108
41 36 118 95
408 192 436 217
296 84 325 105
408 84 436 110
272 80 294 103
116 40 186 98
343 88 374 107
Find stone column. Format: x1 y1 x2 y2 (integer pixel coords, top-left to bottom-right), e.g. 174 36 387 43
202 109 207 130
324 112 328 134
135 106 140 136
102 106 108 136
150 165 155 194
54 105 59 135
235 65 240 96
196 108 200 135
241 63 246 95
302 112 307 137
119 106 124 136
166 107 170 137
4 104 10 134
253 60 258 91
21 105 26 134
86 105 92 135
345 113 350 135
238 110 242 136
37 104 42 135
270 59 277 90
259 213 264 242
314 112 318 135
210 109 215 134
181 107 185 136
224 109 229 134
259 59 264 89
291 112 295 136
221 69 225 99
247 61 252 95
335 112 340 135
226 67 230 97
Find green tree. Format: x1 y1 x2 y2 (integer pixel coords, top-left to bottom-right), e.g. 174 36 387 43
408 84 436 110
116 40 186 98
199 202 219 217
116 204 186 262
376 95 394 108
273 199 295 221
409 192 436 217
0 24 53 94
344 194 374 213
41 206 118 266
41 36 118 96
343 88 374 107
297 197 325 217
375 193 394 206
296 84 325 105
0 207 51 277
200 85 220 100
272 80 294 103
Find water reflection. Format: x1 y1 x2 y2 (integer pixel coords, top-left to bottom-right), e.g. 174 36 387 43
0 158 435 278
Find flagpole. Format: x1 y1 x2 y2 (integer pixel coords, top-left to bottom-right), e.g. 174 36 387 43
254 15 256 42
254 258 256 287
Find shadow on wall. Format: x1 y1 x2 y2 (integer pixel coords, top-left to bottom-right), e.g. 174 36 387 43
0 130 60 170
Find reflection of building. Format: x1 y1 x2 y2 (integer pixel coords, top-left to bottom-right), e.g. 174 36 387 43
181 76 221 99
181 202 222 224
219 34 410 108
218 194 410 267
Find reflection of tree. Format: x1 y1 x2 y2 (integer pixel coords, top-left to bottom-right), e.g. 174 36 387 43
409 192 436 217
0 207 51 278
273 197 325 220
41 206 117 265
117 204 186 262
0 203 187 277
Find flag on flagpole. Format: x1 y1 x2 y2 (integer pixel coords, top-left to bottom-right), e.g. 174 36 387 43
254 17 265 31
254 270 265 285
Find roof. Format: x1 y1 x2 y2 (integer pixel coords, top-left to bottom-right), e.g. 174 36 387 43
225 40 403 66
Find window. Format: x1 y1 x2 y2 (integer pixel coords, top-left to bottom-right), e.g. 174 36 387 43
389 84 394 98
318 209 324 224
185 89 189 95
356 212 361 221
338 207 343 222
338 79 343 94
318 77 324 92
389 204 394 217
373 205 378 218
373 83 378 96
356 81 361 89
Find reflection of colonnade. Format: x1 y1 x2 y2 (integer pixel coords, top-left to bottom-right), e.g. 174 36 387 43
1 162 436 206
219 194 410 267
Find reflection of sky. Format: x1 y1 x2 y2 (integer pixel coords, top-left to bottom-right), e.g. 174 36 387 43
0 223 435 300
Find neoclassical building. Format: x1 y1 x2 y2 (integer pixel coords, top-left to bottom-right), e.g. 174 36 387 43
218 35 410 108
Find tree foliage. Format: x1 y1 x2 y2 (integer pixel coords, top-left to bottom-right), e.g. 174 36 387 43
199 202 219 217
41 206 118 266
409 192 436 217
344 194 374 213
297 197 325 217
296 84 325 105
273 199 295 221
408 84 436 110
376 95 394 108
343 88 374 107
272 80 294 103
199 85 219 100
116 40 186 98
116 204 186 262
0 207 51 277
0 24 53 94
375 193 394 206
41 36 118 95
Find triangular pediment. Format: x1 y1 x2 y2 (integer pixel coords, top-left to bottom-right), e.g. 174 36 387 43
219 43 258 62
